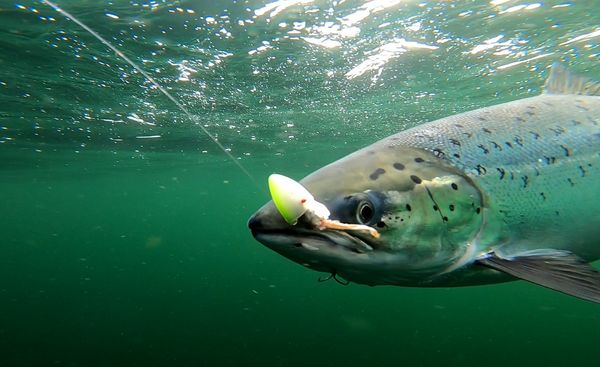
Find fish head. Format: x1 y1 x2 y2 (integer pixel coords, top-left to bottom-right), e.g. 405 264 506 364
248 143 485 286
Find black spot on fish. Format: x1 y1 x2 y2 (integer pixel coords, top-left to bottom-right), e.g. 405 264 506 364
451 183 458 190
449 204 455 211
555 210 560 216
534 167 540 176
514 136 524 147
433 205 438 211
544 156 556 165
482 128 492 134
540 192 546 201
476 207 481 214
529 131 540 140
406 204 412 211
443 216 449 222
510 172 514 180
449 138 461 147
491 141 502 151
560 145 572 157
521 175 529 189
453 153 461 159
463 132 472 138
376 221 386 228
455 124 464 128
567 178 575 187
478 144 489 154
497 168 505 180
393 162 405 170
579 165 587 177
369 168 386 180
516 116 525 122
410 175 422 184
367 150 376 155
475 164 487 175
414 157 424 163
433 149 445 158
505 141 513 148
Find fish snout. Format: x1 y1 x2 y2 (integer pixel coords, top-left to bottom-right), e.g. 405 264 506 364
247 212 262 231
248 202 289 234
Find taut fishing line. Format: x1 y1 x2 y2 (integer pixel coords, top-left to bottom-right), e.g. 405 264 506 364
42 0 261 190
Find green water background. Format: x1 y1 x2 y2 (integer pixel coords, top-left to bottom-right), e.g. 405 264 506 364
2 0 600 366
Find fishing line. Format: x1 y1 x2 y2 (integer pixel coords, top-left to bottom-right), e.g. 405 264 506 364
41 0 262 191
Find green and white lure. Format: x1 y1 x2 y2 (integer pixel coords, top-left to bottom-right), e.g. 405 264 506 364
268 174 380 238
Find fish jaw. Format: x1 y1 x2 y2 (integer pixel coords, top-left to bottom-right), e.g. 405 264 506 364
248 216 439 286
248 201 385 278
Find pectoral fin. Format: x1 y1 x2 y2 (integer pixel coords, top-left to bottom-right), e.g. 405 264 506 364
476 250 600 304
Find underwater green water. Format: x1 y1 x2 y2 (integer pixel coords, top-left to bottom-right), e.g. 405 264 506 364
2 0 600 366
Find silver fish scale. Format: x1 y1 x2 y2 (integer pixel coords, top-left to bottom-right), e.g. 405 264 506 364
382 94 600 257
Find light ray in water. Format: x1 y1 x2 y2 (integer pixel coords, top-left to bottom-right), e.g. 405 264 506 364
41 0 261 190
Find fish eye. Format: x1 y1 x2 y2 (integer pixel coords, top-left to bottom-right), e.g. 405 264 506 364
356 200 374 224
329 192 383 225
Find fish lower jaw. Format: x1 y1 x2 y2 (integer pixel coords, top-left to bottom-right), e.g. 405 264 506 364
252 227 376 254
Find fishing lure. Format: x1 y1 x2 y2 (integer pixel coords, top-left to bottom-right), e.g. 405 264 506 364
268 174 380 238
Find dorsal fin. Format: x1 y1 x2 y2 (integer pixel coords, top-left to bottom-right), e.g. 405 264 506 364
544 63 600 95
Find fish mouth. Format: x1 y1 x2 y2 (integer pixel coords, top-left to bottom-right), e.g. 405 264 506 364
248 201 381 260
248 216 377 255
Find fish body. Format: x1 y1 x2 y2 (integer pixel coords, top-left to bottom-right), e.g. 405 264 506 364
398 93 600 263
249 65 600 302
